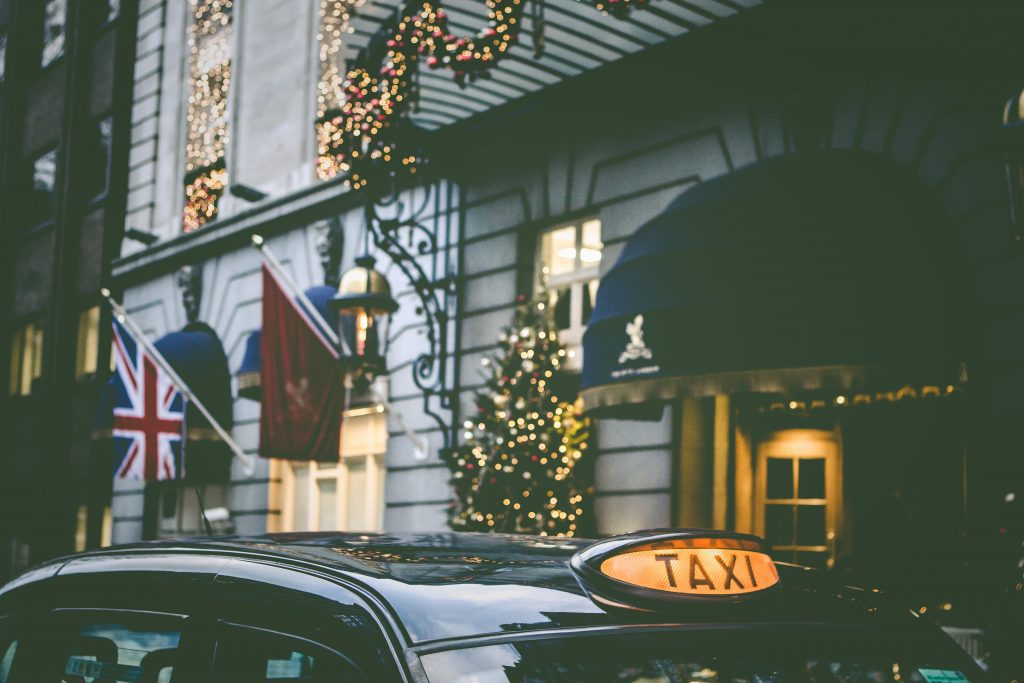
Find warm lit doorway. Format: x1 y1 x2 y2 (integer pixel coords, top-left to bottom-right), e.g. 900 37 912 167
755 429 841 569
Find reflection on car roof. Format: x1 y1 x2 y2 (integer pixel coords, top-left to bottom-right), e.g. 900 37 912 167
3 532 918 644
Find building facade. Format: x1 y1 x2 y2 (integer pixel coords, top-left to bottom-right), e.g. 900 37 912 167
0 0 138 580
102 0 1021 662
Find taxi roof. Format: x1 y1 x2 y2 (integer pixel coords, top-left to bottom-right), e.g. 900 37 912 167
1 531 920 644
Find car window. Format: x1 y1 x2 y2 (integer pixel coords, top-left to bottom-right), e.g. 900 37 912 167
420 627 986 683
212 624 367 682
54 613 183 683
0 619 17 683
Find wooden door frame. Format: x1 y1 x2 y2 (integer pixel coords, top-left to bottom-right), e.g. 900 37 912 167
754 427 843 566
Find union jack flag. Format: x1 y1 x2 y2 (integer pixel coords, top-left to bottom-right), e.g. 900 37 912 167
110 319 187 481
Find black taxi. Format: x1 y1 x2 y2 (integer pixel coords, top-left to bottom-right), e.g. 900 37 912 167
0 529 984 682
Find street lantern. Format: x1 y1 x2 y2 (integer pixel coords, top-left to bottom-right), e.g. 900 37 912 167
331 255 398 379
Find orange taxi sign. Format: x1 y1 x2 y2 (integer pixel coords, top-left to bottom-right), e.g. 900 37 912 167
600 543 778 595
572 530 780 607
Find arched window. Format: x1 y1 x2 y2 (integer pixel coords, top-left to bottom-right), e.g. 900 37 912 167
182 0 233 232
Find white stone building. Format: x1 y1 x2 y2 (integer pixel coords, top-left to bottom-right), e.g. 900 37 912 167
107 0 1024 616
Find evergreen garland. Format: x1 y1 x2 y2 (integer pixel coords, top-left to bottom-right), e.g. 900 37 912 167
444 293 593 536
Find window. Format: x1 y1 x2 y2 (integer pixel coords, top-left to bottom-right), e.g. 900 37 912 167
73 504 110 552
41 0 66 67
8 323 44 397
420 628 984 682
75 306 100 380
182 0 233 232
83 118 113 201
280 408 387 532
755 429 840 569
213 625 366 681
315 0 361 181
74 505 88 553
537 218 602 369
28 149 58 228
158 484 228 537
0 32 7 82
57 614 182 683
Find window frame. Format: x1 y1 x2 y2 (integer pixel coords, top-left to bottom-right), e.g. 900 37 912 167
534 217 603 370
9 607 197 682
40 0 68 70
7 320 45 398
26 146 60 232
97 0 121 32
278 406 388 533
156 483 229 538
74 304 101 381
84 115 115 206
179 0 236 232
754 428 842 569
212 621 370 681
0 31 8 84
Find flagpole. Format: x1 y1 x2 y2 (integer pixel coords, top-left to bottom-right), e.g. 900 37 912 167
100 288 256 476
251 235 427 459
251 234 351 357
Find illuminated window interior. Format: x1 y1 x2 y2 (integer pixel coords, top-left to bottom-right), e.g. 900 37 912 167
537 218 602 369
280 407 388 532
8 323 44 397
182 0 233 232
75 305 100 380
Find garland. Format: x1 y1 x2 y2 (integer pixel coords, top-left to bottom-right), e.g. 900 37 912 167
592 0 648 19
319 0 525 188
318 0 647 188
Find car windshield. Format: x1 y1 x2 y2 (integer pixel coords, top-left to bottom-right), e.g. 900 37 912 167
419 625 984 683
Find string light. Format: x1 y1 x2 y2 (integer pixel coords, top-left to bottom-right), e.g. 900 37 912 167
758 384 958 414
590 0 648 18
315 0 526 189
182 0 233 232
443 293 592 537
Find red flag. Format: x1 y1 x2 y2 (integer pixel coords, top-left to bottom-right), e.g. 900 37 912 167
259 264 345 461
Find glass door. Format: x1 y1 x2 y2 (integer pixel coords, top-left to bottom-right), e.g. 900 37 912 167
755 429 840 568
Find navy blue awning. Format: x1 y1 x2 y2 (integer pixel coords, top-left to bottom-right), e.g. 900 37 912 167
233 285 339 401
581 150 970 417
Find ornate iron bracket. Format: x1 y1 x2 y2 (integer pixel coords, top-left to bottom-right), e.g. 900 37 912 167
364 182 458 452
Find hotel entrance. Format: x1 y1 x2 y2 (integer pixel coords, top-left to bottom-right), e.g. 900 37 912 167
581 150 974 603
755 429 840 569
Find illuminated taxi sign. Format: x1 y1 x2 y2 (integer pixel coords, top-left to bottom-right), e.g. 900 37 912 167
571 531 780 608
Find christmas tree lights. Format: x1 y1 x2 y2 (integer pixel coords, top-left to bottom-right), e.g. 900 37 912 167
444 294 592 536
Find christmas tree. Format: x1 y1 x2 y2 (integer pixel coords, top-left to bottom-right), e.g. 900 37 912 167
444 293 592 536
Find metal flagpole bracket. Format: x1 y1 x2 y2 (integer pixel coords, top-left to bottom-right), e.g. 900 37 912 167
101 289 257 477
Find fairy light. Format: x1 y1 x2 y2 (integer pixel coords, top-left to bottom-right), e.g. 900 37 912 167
315 0 366 181
443 294 591 537
182 0 233 232
317 0 526 190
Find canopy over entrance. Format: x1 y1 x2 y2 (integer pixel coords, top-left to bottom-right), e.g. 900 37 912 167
581 150 968 417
